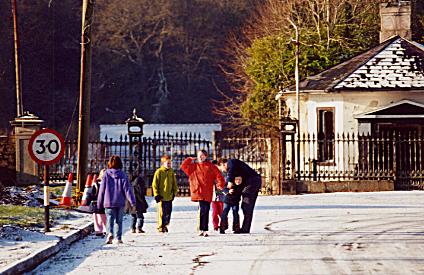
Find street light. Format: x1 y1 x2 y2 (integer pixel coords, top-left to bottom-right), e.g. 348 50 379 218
126 108 145 176
288 18 301 182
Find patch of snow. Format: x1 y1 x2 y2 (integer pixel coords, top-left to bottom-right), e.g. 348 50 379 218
29 191 424 275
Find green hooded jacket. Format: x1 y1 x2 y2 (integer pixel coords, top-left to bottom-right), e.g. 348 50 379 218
152 166 178 201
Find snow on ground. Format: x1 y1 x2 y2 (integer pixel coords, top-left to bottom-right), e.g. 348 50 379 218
30 191 424 274
0 210 92 269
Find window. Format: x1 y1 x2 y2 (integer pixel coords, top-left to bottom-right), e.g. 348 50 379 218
317 108 335 162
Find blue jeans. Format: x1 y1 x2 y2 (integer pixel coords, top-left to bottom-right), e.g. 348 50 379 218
105 207 125 240
221 203 240 229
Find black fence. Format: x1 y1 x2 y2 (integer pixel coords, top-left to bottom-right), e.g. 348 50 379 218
214 130 274 194
283 132 424 190
44 131 212 196
43 130 276 195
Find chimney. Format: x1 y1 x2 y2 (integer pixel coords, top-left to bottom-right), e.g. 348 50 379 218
380 1 412 43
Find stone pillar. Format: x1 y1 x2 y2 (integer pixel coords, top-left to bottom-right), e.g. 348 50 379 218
0 134 16 186
10 112 44 186
380 1 411 43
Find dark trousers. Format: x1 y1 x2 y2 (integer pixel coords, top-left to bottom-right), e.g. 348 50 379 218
131 206 144 230
198 200 210 231
162 201 173 228
241 176 261 233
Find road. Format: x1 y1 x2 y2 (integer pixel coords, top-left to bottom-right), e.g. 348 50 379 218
29 191 424 274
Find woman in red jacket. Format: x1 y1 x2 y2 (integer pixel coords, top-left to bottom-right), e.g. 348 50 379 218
181 150 225 237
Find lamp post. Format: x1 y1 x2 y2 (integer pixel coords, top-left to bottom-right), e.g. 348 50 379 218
288 18 301 182
126 109 145 177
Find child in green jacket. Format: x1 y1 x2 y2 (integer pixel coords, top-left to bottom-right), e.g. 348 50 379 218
152 155 178 233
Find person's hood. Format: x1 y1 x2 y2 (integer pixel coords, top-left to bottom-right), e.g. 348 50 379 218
106 168 125 179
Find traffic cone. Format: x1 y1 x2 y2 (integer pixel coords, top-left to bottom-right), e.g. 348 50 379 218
80 174 93 206
92 174 98 186
60 173 73 207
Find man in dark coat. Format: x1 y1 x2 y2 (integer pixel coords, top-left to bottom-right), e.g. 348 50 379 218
217 158 262 234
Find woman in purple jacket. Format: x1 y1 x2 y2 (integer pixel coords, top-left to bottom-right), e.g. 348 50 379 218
97 155 136 244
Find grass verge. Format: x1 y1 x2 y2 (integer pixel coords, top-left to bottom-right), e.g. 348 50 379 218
0 205 71 228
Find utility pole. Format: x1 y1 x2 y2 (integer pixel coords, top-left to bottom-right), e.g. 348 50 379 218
76 0 94 203
288 18 301 182
11 0 23 117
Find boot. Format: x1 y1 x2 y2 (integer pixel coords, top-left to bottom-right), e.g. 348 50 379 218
232 222 240 233
220 221 227 234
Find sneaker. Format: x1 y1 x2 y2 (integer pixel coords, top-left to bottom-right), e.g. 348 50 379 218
105 234 113 244
117 239 123 244
138 229 145 233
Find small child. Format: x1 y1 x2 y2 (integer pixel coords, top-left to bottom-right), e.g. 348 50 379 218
220 176 243 234
152 155 178 233
91 169 107 236
127 174 149 233
211 183 225 231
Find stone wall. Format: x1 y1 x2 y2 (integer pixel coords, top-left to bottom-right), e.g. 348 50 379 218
0 135 16 186
296 180 394 194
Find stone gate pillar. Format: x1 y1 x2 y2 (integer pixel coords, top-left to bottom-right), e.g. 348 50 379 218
10 112 43 186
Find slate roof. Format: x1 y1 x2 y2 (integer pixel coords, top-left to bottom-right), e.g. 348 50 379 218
287 36 424 92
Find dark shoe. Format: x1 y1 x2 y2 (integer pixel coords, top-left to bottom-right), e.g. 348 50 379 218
219 228 225 234
95 232 104 237
234 230 249 234
117 239 123 244
138 229 145 233
164 227 168 233
131 228 136 233
214 227 219 231
232 222 240 233
105 234 113 244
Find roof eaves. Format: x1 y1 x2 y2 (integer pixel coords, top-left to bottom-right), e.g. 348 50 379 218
354 99 424 118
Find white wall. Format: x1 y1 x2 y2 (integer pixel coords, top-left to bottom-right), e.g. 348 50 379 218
284 90 424 135
282 90 424 176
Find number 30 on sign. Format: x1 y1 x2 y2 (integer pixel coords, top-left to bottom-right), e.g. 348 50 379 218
28 128 65 165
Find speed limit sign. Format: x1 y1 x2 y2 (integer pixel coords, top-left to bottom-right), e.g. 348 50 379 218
28 128 65 165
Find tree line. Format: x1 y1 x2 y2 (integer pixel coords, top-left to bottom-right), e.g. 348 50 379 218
0 0 422 136
0 0 260 136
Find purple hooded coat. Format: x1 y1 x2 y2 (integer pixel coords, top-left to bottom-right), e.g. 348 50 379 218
97 168 135 209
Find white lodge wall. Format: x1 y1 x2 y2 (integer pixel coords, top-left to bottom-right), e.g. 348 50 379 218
284 90 424 136
283 91 424 176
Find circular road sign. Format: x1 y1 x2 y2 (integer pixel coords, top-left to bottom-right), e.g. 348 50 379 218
28 128 65 165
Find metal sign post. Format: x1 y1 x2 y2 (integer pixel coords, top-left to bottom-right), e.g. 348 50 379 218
28 128 65 232
43 164 50 232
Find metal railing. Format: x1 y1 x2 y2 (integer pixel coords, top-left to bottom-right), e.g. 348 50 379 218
283 132 424 190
